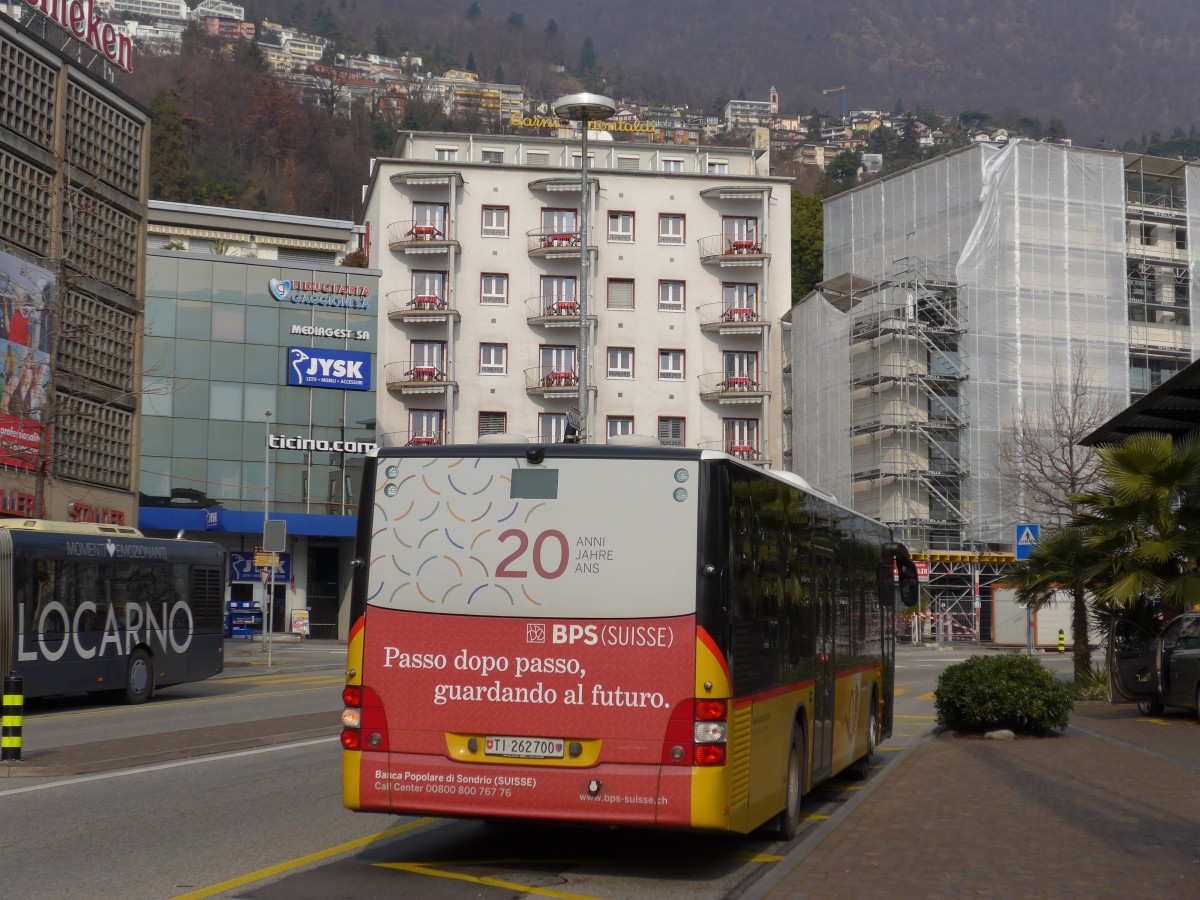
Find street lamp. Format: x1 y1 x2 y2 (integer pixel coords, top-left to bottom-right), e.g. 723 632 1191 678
262 409 271 650
551 92 616 443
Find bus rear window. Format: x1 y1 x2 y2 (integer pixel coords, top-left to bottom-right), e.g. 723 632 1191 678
510 468 558 499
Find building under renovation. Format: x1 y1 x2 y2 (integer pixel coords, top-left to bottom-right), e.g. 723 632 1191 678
787 141 1199 638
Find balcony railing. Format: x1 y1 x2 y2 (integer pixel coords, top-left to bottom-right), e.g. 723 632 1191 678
524 365 583 396
379 430 448 448
387 220 457 253
525 295 582 326
384 360 454 392
526 227 589 258
386 288 459 322
699 439 769 465
698 233 769 265
698 301 768 331
698 370 769 402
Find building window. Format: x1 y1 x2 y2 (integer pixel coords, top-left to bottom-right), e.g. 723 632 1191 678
1177 228 1188 251
607 279 634 310
525 150 550 166
480 343 507 375
608 211 634 242
722 215 759 244
412 270 446 305
570 152 595 169
539 413 569 444
616 155 640 171
482 206 509 236
481 273 508 305
435 146 458 161
607 417 634 440
541 275 577 314
607 347 634 379
659 417 685 447
707 160 729 174
410 409 445 444
410 340 446 373
1138 222 1155 245
661 158 683 173
724 418 760 458
540 345 576 382
659 349 685 381
414 201 448 235
658 214 685 245
723 282 759 317
479 411 507 437
659 280 685 312
541 207 578 237
481 148 504 164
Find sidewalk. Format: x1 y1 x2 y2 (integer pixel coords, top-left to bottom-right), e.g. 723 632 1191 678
221 634 346 669
750 712 1200 899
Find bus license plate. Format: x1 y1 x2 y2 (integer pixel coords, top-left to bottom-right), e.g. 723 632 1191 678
485 736 565 759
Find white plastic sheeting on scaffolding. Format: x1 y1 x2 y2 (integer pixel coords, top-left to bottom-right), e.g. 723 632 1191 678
1188 166 1200 360
790 292 851 503
807 141 1136 550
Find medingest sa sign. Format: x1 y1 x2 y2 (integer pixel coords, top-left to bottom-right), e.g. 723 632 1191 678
24 0 134 73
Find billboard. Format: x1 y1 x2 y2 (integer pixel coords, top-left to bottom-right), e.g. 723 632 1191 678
287 347 371 391
0 251 54 471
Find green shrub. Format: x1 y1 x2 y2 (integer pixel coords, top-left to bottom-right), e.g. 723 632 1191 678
1071 664 1110 701
934 653 1071 735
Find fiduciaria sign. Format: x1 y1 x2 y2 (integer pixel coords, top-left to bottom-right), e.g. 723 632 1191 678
23 0 134 73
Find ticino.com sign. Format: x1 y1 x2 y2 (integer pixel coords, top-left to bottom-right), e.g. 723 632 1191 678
23 0 134 73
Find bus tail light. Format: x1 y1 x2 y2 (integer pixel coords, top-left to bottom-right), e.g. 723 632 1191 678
341 684 388 751
662 699 727 767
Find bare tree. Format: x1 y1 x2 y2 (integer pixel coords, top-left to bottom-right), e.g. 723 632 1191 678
998 348 1115 530
999 348 1118 675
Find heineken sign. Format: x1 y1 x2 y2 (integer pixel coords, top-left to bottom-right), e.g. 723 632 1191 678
23 0 134 73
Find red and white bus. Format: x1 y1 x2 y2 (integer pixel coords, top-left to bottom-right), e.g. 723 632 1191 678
341 442 917 837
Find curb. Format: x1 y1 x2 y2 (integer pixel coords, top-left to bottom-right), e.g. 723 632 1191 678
738 727 939 900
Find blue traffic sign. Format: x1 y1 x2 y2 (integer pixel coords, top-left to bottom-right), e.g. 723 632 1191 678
1015 524 1040 560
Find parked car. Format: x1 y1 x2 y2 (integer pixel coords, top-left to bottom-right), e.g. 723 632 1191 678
1109 610 1200 716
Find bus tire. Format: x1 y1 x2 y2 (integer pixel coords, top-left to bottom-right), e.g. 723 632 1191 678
124 648 154 704
852 689 878 780
776 723 805 841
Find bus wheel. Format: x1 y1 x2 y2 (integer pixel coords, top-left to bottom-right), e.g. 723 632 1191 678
776 724 804 841
852 691 878 780
124 649 154 704
1136 699 1164 717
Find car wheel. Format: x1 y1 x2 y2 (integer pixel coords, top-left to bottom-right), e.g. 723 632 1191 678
124 648 154 704
776 724 804 841
1136 698 1164 717
1195 683 1200 720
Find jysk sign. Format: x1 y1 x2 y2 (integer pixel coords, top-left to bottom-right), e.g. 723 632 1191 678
229 551 291 583
288 347 371 391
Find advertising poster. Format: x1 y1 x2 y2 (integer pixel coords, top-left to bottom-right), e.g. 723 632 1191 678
0 251 54 471
358 454 703 824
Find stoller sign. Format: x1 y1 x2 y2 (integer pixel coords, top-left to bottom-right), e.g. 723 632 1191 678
23 0 134 73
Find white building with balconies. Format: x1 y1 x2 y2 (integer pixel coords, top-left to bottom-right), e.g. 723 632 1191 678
360 130 792 460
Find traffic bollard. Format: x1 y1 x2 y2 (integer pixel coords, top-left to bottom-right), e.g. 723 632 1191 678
1058 629 1065 653
2 671 23 762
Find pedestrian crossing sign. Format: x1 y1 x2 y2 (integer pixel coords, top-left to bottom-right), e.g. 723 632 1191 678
1015 524 1040 560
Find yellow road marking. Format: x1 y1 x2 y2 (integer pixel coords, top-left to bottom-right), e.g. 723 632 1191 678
818 784 861 792
803 813 830 821
894 714 937 720
893 688 910 697
376 862 600 899
170 818 437 899
916 691 937 701
1139 718 1170 726
877 746 906 752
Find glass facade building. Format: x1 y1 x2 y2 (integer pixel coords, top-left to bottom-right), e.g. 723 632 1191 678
138 205 377 639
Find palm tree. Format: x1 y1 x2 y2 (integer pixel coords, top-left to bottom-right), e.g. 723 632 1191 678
1012 524 1102 679
1073 432 1200 620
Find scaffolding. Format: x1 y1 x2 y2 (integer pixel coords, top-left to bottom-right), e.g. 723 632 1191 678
792 141 1170 641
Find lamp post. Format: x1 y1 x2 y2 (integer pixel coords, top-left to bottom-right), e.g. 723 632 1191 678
551 92 616 443
262 409 271 650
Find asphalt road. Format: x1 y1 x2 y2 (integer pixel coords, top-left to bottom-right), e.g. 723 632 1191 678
4 643 1159 900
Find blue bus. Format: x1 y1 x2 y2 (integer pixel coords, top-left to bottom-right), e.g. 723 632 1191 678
0 521 225 702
